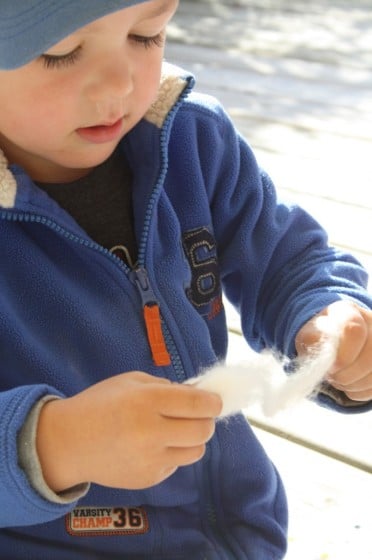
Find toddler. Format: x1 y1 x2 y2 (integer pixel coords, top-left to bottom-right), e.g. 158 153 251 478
0 1 371 558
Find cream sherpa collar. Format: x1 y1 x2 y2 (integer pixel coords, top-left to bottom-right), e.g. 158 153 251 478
0 149 16 208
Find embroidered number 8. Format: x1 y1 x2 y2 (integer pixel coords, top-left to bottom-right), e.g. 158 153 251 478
182 227 220 307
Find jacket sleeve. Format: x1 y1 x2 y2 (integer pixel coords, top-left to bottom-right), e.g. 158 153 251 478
181 94 372 412
0 384 81 527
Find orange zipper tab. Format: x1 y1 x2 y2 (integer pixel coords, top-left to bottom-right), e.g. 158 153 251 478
143 304 171 367
131 267 171 368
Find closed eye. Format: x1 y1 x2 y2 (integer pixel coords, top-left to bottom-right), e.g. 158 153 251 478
41 46 83 69
130 33 165 49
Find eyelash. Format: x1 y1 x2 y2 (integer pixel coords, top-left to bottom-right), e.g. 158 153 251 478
41 33 164 70
130 33 165 49
41 46 83 69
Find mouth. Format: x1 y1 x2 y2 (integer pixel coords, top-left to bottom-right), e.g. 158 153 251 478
76 117 125 144
96 117 125 127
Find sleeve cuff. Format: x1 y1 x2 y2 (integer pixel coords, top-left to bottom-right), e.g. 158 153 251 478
18 395 90 504
318 381 372 412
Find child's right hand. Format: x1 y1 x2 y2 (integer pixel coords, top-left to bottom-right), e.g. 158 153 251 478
36 371 222 493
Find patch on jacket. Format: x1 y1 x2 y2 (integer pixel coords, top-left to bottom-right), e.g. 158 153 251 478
65 506 149 537
182 227 222 318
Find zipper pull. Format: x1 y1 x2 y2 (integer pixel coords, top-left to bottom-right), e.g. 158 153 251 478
131 268 171 367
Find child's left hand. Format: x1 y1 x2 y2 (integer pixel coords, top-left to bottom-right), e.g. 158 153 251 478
295 300 372 402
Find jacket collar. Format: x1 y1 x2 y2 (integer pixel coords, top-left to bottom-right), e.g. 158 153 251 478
0 149 17 208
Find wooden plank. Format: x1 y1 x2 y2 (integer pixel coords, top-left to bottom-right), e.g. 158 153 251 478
254 427 372 560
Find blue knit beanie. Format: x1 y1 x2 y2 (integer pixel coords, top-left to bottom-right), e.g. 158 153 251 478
0 1 149 69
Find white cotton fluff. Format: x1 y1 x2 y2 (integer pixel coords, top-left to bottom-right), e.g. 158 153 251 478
186 316 342 418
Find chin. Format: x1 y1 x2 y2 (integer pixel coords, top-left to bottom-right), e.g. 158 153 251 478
68 143 120 169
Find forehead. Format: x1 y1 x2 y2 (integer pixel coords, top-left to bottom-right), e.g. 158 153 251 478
83 0 178 33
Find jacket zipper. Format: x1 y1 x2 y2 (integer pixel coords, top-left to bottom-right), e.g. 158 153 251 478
130 267 171 367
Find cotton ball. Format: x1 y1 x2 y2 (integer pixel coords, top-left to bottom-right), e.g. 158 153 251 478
186 322 341 418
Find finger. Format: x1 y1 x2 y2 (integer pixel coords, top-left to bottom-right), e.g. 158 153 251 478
158 385 223 419
330 370 372 393
295 318 324 355
330 316 368 375
126 371 171 385
298 302 369 375
139 466 179 489
159 466 178 481
329 357 372 387
344 387 372 402
161 418 216 448
328 315 372 384
294 303 346 355
167 444 207 468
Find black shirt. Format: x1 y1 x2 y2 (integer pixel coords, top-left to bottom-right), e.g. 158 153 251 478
36 148 137 266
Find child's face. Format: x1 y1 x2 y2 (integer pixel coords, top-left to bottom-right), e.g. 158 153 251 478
0 0 178 182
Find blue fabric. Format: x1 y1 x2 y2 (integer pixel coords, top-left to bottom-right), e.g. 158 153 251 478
0 65 371 558
0 0 147 68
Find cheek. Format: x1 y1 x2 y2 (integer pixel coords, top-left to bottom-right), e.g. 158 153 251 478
31 81 76 126
3 83 79 143
0 102 38 144
135 55 163 106
0 106 52 149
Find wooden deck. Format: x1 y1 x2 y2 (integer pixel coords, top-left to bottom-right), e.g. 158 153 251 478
166 2 372 558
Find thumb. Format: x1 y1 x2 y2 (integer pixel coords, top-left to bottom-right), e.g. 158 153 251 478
295 301 366 371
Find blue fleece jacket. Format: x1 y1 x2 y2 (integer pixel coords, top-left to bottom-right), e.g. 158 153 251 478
0 64 371 559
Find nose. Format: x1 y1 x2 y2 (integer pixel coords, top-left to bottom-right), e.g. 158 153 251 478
87 56 134 117
95 96 126 121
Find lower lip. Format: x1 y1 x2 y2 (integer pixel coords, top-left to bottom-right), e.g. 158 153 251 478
76 118 124 144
